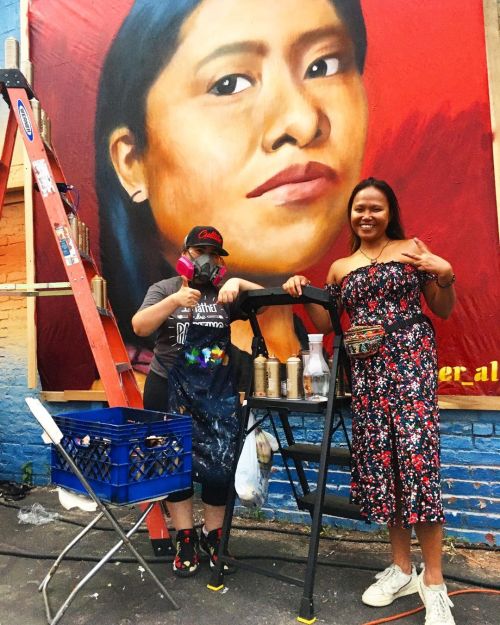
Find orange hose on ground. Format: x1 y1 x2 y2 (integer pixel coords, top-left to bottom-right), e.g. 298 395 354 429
360 589 500 625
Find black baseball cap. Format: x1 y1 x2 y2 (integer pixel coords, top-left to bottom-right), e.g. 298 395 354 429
184 226 229 256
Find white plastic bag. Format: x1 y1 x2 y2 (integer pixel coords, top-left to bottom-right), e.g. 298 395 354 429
18 502 59 525
235 412 273 508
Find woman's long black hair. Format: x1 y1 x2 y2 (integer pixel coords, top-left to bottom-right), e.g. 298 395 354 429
95 0 367 347
347 177 406 253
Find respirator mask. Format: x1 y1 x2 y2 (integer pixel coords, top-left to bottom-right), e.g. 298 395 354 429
176 252 227 286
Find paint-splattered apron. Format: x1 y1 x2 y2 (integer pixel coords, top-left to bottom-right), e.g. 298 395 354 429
166 321 239 487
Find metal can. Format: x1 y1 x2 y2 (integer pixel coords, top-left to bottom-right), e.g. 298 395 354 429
101 277 108 309
84 223 90 256
286 356 302 399
77 219 85 253
68 213 79 243
91 275 104 308
265 356 281 398
253 354 267 397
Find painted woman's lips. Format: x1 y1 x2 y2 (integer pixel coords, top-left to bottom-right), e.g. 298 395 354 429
246 161 337 200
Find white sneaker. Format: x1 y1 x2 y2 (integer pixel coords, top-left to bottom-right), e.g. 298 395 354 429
417 571 456 625
362 564 419 607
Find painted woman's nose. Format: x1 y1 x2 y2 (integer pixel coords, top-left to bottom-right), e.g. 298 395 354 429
262 83 330 152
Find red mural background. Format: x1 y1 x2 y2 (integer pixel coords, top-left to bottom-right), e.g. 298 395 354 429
28 0 499 395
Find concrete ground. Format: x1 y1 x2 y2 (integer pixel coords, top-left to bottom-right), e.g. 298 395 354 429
0 487 498 625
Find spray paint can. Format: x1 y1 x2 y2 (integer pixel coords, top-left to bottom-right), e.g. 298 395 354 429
80 221 89 255
101 277 108 309
84 223 90 256
91 275 104 308
266 356 281 398
253 354 267 397
286 356 302 399
68 213 79 243
77 219 85 253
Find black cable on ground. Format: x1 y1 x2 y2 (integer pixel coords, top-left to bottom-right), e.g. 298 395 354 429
231 523 500 552
0 499 392 542
3 496 499 625
2 498 497 552
0 547 498 591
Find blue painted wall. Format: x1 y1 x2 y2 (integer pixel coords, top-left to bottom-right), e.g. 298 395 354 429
0 0 19 40
257 410 500 546
0 1 31 482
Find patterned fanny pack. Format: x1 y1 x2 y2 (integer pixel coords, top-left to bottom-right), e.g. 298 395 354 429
344 314 431 359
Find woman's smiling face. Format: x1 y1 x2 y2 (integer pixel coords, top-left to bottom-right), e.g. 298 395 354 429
140 0 367 278
350 187 391 243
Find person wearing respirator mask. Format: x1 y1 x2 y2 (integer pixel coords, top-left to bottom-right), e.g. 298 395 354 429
175 227 228 287
185 251 224 285
132 225 263 578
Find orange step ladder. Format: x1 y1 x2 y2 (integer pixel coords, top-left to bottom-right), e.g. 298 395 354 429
0 68 173 556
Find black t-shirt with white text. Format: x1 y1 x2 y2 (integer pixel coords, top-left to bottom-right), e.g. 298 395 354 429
138 277 245 379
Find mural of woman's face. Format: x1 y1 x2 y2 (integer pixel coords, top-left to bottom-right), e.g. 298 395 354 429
138 0 367 278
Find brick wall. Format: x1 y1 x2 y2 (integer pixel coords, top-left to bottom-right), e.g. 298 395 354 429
255 410 499 545
441 412 500 545
0 193 104 483
0 192 48 482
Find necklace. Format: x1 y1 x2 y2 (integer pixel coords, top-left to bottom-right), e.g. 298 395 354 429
359 239 392 264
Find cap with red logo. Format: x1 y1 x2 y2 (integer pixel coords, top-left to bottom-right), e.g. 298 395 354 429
184 226 229 256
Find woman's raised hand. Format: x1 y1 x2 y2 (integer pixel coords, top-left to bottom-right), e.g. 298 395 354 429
177 276 201 308
402 238 454 283
282 275 311 297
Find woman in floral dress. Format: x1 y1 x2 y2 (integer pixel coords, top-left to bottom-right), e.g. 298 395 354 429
283 178 457 625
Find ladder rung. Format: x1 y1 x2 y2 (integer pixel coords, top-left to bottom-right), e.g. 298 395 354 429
248 395 351 413
282 443 351 466
297 492 363 520
248 396 326 413
0 282 71 291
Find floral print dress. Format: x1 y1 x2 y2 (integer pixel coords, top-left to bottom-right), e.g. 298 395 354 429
328 261 445 528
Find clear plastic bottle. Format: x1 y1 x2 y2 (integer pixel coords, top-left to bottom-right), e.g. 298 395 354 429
302 334 330 401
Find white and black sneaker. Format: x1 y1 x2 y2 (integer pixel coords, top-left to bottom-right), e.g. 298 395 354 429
362 564 419 607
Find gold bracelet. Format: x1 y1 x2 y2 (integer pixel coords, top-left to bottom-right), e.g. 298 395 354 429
436 274 456 288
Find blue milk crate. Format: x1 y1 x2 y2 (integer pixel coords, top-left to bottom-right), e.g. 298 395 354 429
51 407 192 504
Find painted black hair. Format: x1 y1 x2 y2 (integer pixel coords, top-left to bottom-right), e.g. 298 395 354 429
347 177 406 253
94 0 367 347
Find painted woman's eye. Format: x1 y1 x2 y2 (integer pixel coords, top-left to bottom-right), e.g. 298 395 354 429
304 56 340 79
209 74 253 96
